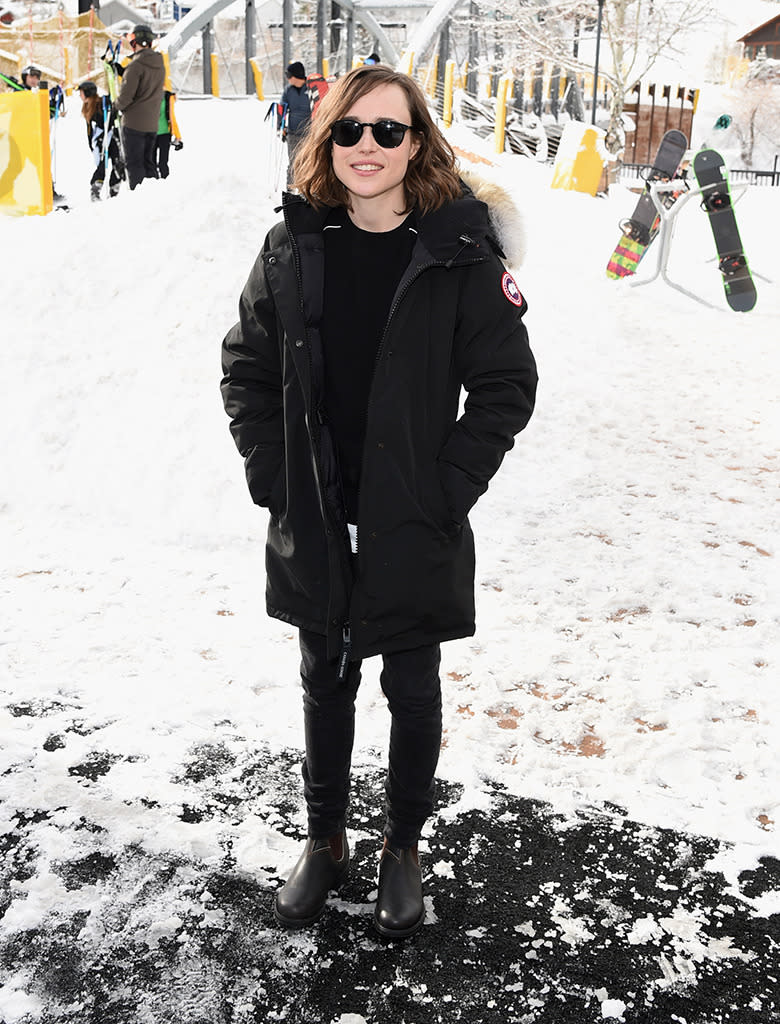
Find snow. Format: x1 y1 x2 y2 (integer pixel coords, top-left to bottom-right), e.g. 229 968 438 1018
1 84 778 995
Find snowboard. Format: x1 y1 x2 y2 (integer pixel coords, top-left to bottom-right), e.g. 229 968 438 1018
606 129 688 279
692 149 757 313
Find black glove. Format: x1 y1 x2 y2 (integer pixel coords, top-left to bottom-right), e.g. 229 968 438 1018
171 138 183 151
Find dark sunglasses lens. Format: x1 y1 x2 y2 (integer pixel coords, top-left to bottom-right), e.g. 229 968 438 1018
373 121 406 148
331 121 362 147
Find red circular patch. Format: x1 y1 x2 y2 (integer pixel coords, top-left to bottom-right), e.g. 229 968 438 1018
501 271 524 307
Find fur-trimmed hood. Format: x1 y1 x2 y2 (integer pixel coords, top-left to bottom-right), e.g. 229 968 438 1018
460 168 526 270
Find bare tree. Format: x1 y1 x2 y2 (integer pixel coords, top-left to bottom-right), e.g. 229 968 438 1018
601 0 712 152
726 55 780 167
469 0 714 153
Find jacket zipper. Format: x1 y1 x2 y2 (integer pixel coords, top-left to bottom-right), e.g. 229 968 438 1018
348 242 483 651
284 199 355 674
353 244 486 580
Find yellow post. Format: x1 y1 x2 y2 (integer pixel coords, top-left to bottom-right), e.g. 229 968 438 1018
443 58 455 128
400 50 414 76
211 52 219 97
427 55 438 98
249 57 263 99
494 74 509 154
162 50 172 91
322 57 329 78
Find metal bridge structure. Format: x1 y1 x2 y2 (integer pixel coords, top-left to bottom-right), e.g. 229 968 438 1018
156 0 465 90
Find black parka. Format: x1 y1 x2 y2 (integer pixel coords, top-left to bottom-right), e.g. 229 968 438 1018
221 190 537 663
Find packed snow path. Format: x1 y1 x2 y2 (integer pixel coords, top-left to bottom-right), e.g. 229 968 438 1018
1 97 778 1022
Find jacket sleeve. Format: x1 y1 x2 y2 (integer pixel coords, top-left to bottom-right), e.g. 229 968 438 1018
437 257 537 525
220 241 285 508
116 62 138 112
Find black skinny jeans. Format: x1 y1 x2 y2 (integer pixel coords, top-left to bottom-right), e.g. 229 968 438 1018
299 628 442 849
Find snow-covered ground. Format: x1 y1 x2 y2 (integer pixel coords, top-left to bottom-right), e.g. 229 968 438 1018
0 91 778 1018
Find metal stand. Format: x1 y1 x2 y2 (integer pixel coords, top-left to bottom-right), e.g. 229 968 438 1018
629 179 770 309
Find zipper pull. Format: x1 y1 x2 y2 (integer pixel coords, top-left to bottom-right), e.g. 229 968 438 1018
337 623 352 681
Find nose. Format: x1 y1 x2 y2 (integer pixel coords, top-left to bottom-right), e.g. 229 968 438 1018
357 124 377 149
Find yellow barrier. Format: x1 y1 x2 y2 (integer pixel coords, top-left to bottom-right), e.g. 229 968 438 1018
0 89 53 216
550 122 605 196
399 51 414 76
494 75 510 153
210 52 219 97
249 57 263 99
443 59 455 128
427 55 438 98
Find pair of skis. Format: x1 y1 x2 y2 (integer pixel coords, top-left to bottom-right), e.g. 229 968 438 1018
98 41 127 197
606 131 757 312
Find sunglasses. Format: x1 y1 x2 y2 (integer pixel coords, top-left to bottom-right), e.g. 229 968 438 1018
330 119 415 149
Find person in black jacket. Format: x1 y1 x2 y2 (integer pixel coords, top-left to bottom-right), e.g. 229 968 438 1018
221 64 537 939
77 81 124 200
278 60 312 186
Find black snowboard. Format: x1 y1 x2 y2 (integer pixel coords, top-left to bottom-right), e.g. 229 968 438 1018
621 129 688 245
693 149 757 313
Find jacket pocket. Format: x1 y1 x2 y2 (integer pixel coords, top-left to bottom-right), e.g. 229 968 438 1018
425 468 461 538
244 444 286 514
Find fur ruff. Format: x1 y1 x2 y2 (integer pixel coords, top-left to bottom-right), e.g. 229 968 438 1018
460 167 527 269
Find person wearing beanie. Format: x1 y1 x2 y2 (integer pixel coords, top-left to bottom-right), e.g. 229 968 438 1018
278 60 311 187
116 24 165 189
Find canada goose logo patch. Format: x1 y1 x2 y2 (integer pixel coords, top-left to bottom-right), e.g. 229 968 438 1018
501 271 524 307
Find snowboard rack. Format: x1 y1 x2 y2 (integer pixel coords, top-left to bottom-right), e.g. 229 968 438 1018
628 179 770 310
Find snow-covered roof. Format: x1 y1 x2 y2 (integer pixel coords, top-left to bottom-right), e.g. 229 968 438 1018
738 12 780 43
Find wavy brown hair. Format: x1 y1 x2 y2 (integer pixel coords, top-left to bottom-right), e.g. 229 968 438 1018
292 65 462 214
81 94 101 122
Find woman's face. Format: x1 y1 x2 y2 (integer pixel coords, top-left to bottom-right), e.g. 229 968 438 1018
330 83 420 216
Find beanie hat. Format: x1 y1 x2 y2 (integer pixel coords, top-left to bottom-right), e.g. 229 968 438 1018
287 61 306 79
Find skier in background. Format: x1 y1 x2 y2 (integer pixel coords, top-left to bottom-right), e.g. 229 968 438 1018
155 88 183 179
116 24 165 189
77 80 124 201
221 64 537 939
278 60 311 187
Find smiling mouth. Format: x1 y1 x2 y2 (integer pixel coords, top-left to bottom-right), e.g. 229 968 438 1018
352 163 383 171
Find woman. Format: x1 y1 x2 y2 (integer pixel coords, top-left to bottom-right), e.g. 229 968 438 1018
220 65 537 939
77 80 123 200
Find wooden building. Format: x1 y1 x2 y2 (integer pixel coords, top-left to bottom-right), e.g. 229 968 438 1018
739 14 780 60
622 83 698 166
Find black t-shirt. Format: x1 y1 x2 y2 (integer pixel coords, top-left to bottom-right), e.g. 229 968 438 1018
321 212 416 521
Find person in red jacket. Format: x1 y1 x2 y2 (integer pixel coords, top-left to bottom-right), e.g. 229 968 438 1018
221 65 536 939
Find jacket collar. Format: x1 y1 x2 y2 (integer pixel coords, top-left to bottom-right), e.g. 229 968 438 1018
280 189 494 267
